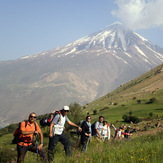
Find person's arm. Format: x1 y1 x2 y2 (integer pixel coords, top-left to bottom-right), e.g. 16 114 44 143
111 124 117 131
96 129 101 138
21 122 40 135
101 128 104 132
95 122 101 138
67 120 82 131
108 126 111 140
49 122 54 138
38 130 44 150
21 130 40 135
83 122 91 137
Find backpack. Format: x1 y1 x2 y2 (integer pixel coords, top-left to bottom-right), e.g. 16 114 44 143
91 121 97 136
12 120 37 144
40 111 61 127
40 118 48 127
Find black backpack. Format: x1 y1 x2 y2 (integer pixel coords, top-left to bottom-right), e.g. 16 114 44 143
40 118 48 127
12 120 37 144
91 121 97 136
40 111 61 127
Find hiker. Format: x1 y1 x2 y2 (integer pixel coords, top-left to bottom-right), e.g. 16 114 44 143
80 116 91 151
121 125 126 138
124 126 133 139
95 116 104 139
48 106 82 162
112 124 131 140
17 112 47 163
101 120 110 142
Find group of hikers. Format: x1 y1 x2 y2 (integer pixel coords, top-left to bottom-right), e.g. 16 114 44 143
14 106 135 163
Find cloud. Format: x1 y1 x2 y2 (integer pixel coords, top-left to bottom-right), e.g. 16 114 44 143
111 0 163 30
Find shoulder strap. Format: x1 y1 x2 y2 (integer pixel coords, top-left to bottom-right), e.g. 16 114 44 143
34 122 37 131
57 113 61 124
25 120 28 128
18 120 27 129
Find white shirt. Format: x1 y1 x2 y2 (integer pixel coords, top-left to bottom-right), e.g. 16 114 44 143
95 121 103 136
52 113 69 135
102 124 110 139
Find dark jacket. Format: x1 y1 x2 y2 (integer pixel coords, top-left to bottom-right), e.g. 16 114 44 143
80 121 90 144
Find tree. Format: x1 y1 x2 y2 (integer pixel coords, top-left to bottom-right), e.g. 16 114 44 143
129 110 132 115
149 112 153 117
93 110 97 115
68 102 85 124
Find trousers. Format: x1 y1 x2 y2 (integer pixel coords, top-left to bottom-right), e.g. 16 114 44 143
17 144 47 163
48 133 71 162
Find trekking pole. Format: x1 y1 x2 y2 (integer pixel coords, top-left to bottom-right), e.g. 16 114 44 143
86 136 90 151
35 135 38 162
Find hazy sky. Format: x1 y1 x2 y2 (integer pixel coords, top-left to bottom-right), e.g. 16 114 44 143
0 0 163 61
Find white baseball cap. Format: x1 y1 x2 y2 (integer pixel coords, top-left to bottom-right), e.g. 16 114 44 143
62 106 69 111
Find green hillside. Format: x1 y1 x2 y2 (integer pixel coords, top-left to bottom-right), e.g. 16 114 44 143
84 63 163 123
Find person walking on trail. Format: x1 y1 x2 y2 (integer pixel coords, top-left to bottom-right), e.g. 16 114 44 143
48 106 82 162
80 116 91 152
101 120 110 142
95 116 104 139
17 112 47 163
112 124 131 140
124 126 133 139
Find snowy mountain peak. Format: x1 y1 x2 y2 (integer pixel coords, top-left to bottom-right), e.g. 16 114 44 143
68 23 141 51
19 22 163 63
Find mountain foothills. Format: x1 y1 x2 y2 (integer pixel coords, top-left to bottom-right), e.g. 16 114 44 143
0 23 163 127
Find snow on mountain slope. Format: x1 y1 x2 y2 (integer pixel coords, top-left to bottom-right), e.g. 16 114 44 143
20 23 163 65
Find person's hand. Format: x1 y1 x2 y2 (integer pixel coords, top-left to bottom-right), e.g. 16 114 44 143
88 134 91 137
38 144 43 150
78 126 82 132
34 131 39 135
99 135 101 139
49 133 53 138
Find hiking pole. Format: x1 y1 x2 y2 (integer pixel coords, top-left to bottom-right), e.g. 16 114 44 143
36 134 38 162
86 136 90 151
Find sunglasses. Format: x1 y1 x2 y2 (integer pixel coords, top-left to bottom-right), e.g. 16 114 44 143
30 115 37 118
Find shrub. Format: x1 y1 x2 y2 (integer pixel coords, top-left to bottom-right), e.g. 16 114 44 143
133 97 136 100
113 103 118 105
146 98 157 104
93 110 97 115
122 114 141 123
129 110 132 115
149 98 157 103
137 100 141 104
149 112 153 117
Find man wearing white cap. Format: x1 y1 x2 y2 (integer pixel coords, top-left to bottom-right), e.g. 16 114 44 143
48 106 82 162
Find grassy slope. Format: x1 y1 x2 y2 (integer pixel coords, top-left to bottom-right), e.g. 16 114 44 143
84 63 163 123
